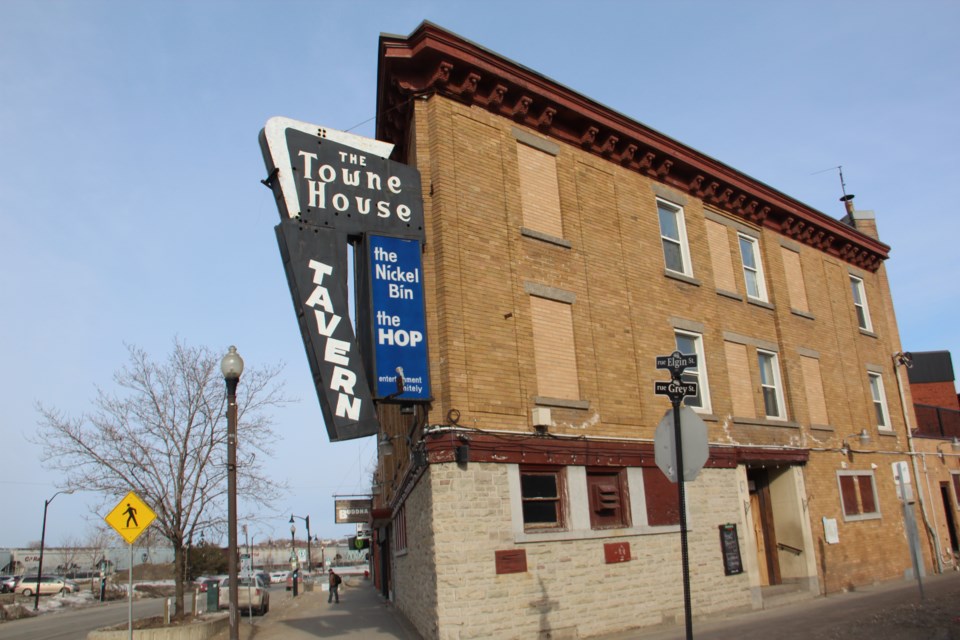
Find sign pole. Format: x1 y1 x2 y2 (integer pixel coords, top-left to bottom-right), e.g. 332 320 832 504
128 542 133 640
673 395 693 640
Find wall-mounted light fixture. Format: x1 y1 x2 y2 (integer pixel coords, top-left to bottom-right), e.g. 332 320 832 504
937 437 960 460
841 429 870 454
379 434 398 456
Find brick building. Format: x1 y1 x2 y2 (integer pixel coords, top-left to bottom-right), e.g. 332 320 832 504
367 22 940 639
906 351 960 568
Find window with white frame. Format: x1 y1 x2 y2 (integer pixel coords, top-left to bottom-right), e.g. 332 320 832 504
837 471 881 521
657 199 692 276
675 330 711 413
757 350 786 420
738 234 768 302
850 275 873 332
868 372 891 430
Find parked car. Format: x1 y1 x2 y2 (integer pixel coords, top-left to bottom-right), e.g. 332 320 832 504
0 575 18 593
16 575 75 597
269 571 287 584
256 572 271 588
218 575 269 615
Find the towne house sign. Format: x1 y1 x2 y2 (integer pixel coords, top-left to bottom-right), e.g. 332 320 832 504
259 117 431 441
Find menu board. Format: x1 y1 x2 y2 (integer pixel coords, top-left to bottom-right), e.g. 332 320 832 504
719 523 743 576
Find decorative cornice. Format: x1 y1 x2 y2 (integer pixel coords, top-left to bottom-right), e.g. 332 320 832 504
377 22 889 271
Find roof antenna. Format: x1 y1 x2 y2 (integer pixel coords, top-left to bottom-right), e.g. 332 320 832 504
812 165 855 216
837 166 855 215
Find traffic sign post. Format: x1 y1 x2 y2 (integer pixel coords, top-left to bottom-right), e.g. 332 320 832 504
105 491 157 640
653 353 699 640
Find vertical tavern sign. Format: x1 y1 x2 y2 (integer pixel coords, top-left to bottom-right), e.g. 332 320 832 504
259 117 430 441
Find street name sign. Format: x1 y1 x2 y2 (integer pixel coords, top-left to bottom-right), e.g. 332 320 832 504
655 351 698 378
654 407 710 483
105 491 156 544
654 380 699 403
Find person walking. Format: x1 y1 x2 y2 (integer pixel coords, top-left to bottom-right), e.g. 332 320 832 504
328 568 341 603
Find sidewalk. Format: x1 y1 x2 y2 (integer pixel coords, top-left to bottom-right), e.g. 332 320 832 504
213 572 960 639
211 575 421 640
593 571 960 640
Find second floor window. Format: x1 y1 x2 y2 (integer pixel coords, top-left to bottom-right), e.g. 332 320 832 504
868 372 891 430
757 350 786 420
675 330 710 413
657 199 692 276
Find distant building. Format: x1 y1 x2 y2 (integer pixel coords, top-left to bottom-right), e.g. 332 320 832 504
908 351 960 438
367 21 942 640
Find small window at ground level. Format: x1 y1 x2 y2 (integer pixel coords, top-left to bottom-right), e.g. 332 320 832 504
393 503 407 553
838 471 881 521
520 467 565 530
642 467 680 526
587 469 630 529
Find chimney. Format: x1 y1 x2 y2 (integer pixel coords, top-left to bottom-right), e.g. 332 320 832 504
839 195 879 240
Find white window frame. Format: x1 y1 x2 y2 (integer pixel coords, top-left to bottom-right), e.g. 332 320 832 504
657 199 693 277
868 372 892 431
737 233 768 302
757 349 786 420
850 275 873 332
674 330 711 413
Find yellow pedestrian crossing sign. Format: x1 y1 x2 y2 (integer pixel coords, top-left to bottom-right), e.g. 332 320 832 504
105 491 156 544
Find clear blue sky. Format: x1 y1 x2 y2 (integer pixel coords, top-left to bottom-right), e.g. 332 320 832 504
2 1 958 548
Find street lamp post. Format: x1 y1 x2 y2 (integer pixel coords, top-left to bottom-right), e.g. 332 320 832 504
35 489 74 611
221 345 244 640
289 514 312 573
289 523 298 597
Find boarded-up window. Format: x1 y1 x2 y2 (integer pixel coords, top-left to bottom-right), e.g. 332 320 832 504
587 470 629 529
706 219 737 293
800 356 829 426
393 503 407 553
839 475 859 515
517 143 563 238
858 476 877 513
724 341 755 418
952 474 960 509
530 296 579 399
780 247 810 314
643 467 680 526
838 471 880 521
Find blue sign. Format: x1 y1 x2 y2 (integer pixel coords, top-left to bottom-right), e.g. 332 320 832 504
368 235 431 401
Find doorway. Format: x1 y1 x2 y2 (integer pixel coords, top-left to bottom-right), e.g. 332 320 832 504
748 467 781 586
940 483 959 555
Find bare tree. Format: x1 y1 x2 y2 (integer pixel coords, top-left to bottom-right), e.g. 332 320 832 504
34 339 289 617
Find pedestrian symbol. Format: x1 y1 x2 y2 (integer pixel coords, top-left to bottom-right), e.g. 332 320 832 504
105 491 156 544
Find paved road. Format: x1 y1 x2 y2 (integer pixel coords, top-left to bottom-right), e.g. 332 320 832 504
0 596 175 640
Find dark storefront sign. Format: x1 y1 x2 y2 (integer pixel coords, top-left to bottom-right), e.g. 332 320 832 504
260 117 429 441
335 499 372 524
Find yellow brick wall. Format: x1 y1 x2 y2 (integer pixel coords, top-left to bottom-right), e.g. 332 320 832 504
404 93 930 605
